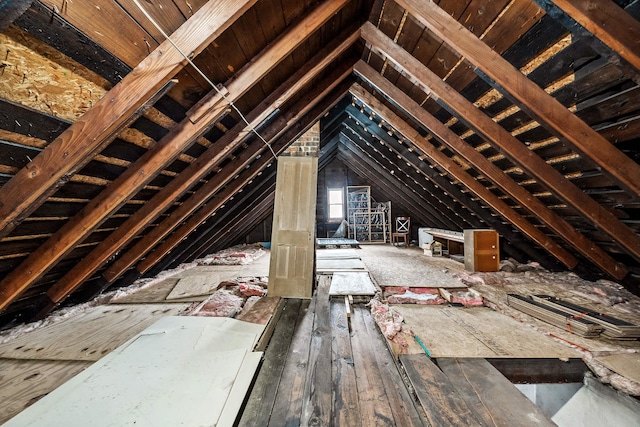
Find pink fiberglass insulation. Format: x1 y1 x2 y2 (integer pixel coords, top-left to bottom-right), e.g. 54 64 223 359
387 291 446 305
192 289 245 317
447 289 483 306
239 283 266 297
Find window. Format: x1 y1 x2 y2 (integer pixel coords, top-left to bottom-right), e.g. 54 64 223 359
327 187 344 221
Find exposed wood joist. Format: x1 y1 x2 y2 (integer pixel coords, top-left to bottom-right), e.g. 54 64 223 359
396 0 640 196
360 20 640 267
353 63 627 279
0 0 348 312
348 82 578 269
542 0 640 72
0 0 257 241
43 27 361 306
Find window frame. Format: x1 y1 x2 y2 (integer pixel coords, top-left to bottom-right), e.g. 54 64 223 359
327 187 345 222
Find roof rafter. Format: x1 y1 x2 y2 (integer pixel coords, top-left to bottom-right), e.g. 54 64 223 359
360 19 640 266
0 0 259 240
349 81 578 268
353 61 627 279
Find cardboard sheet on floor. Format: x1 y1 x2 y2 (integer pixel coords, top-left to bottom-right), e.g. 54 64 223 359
166 272 237 300
394 305 578 358
317 258 367 272
111 279 208 304
3 316 265 427
0 359 91 424
329 272 376 296
0 304 189 361
595 353 640 384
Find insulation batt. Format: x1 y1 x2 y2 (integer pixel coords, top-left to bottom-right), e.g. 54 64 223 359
239 283 266 297
193 289 244 317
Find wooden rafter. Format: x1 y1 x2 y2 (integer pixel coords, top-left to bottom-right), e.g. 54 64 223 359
353 62 627 279
133 78 353 278
545 0 640 72
360 20 640 265
396 0 640 196
348 82 578 269
0 0 258 240
44 27 360 306
0 0 349 312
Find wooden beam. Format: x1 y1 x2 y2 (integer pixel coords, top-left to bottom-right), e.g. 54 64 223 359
361 20 640 266
352 64 627 279
547 0 640 72
0 0 347 312
396 0 640 196
121 74 353 280
45 28 360 305
0 0 257 240
347 83 578 268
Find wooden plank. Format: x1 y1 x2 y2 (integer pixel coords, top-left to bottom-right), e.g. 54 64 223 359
546 0 640 72
268 299 314 425
2 316 264 427
349 306 396 425
317 258 367 272
360 306 428 426
301 276 333 426
316 248 361 259
397 0 640 196
330 300 362 427
0 304 188 361
0 0 256 240
50 28 360 301
217 351 264 427
165 272 238 300
0 359 91 425
438 358 556 427
330 272 376 296
351 68 626 279
400 354 481 426
236 296 282 325
395 305 579 359
108 278 187 304
238 299 302 427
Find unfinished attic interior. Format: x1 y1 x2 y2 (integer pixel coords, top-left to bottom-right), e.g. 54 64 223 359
2 0 640 424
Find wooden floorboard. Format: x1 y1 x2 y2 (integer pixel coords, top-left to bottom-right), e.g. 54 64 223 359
238 298 302 427
438 358 555 427
330 300 362 427
400 354 483 426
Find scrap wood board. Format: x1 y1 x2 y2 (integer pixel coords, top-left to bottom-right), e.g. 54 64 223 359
171 265 243 278
0 304 189 361
394 305 579 358
438 358 555 427
595 353 640 385
166 272 238 300
0 359 92 425
316 258 367 272
110 279 208 304
329 272 377 296
316 249 361 259
3 316 265 427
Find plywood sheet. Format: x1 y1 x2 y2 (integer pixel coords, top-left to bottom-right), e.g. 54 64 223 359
110 279 207 304
0 304 189 361
395 305 578 358
0 359 91 425
166 272 237 300
316 258 367 272
316 249 361 259
595 353 640 385
172 265 243 278
3 316 265 427
329 272 377 296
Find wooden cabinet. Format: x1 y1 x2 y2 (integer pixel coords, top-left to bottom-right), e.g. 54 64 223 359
464 229 499 272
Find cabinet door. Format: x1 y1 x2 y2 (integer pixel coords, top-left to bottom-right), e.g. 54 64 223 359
268 157 318 298
474 231 499 272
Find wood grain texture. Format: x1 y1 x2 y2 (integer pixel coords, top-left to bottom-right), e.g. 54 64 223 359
400 354 482 427
398 0 640 196
0 304 188 361
0 359 91 425
350 67 626 279
439 358 556 426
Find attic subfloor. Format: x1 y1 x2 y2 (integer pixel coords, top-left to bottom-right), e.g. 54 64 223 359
238 278 427 426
